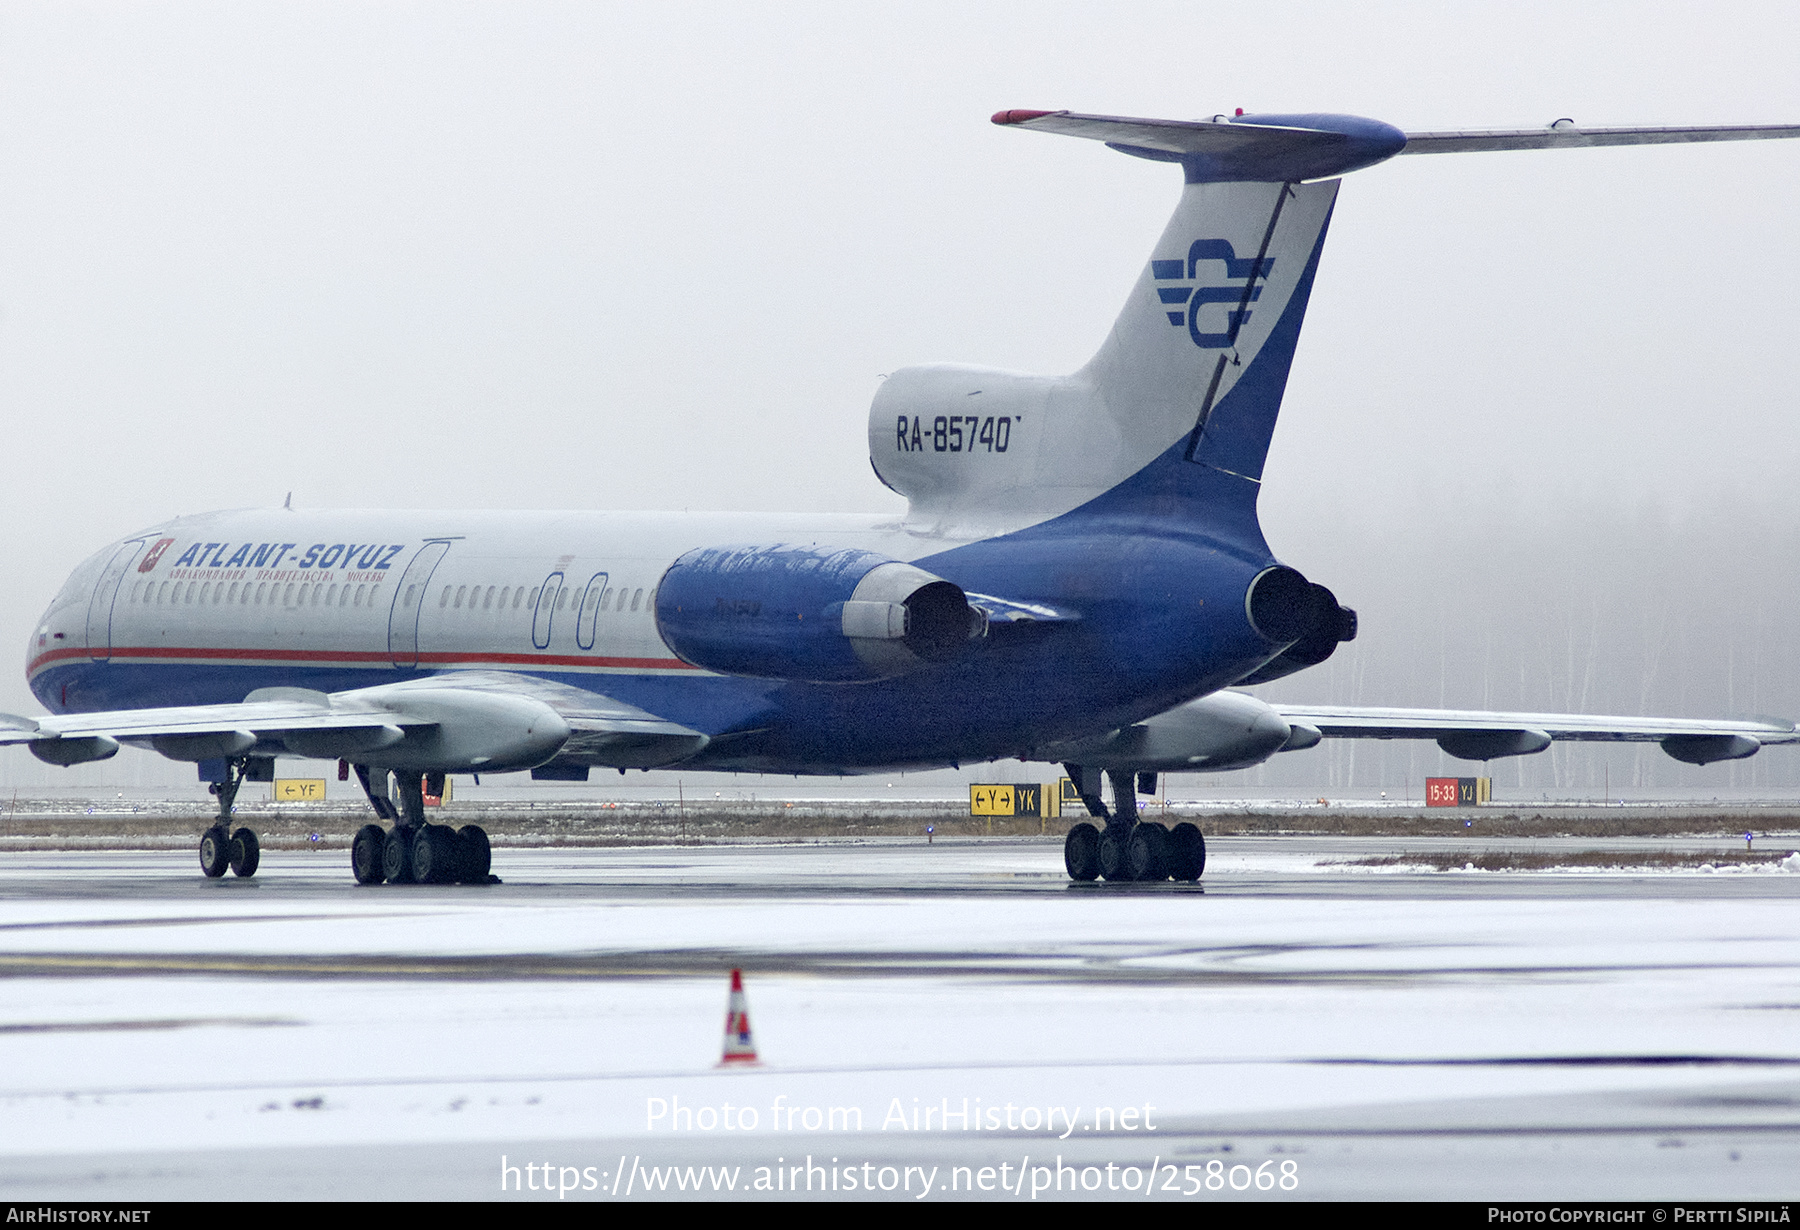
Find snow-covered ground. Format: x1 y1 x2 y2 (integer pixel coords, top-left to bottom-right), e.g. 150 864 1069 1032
2 843 1797 1200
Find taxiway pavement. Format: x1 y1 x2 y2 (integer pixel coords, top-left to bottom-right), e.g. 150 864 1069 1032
2 839 1797 1201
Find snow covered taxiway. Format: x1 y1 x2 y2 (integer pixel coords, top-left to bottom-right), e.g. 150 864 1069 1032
2 839 1797 1200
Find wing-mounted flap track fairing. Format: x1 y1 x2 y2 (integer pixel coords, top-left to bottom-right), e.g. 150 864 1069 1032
1435 729 1553 761
1661 734 1762 765
29 734 120 767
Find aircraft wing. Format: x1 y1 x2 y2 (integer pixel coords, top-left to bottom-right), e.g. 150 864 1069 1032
0 695 394 742
1271 703 1800 765
0 671 708 771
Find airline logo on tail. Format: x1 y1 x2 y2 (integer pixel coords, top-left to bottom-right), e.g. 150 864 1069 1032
1152 239 1273 349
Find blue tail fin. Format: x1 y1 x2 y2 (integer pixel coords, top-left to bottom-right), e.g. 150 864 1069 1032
868 110 1404 538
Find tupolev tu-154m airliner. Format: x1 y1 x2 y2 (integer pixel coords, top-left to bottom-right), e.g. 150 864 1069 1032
9 109 1800 886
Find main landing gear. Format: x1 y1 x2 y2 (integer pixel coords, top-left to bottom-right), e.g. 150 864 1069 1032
1061 765 1205 885
199 757 260 879
348 766 494 886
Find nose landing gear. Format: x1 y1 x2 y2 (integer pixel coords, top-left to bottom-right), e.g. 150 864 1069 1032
199 758 261 879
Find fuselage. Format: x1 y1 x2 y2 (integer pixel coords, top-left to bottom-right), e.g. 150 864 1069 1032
27 504 1283 774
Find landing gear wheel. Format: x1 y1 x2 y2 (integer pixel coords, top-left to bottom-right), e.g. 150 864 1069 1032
413 825 460 885
1098 828 1133 882
382 828 416 884
228 828 260 877
1126 824 1169 882
199 825 230 878
351 824 388 885
1168 822 1206 882
1063 824 1100 882
456 826 491 882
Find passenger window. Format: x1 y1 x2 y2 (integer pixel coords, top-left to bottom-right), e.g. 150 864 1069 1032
499 586 510 609
403 584 416 608
228 582 239 603
355 584 367 607
484 585 495 609
327 584 338 605
284 583 295 605
527 588 539 607
440 586 450 607
200 583 211 603
557 589 568 610
255 583 267 604
455 585 466 609
631 588 643 611
340 585 350 607
130 582 142 602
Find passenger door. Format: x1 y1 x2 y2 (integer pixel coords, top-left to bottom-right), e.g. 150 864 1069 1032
85 540 146 662
387 541 454 668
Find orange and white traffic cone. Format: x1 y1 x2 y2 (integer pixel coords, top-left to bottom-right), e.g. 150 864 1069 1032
719 968 760 1066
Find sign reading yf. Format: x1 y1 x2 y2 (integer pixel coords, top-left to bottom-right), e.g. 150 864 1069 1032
1151 240 1274 349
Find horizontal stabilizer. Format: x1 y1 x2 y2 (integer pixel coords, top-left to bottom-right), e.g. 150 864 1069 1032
1401 122 1800 154
995 109 1354 155
993 108 1407 182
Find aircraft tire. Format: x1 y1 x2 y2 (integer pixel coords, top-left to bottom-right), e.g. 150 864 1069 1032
1063 823 1100 881
1168 822 1205 882
457 826 491 882
351 825 388 885
413 825 456 885
382 828 415 884
1097 829 1132 882
1126 824 1169 882
228 828 260 877
199 825 230 878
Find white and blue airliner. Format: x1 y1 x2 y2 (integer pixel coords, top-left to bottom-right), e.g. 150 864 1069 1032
9 108 1799 884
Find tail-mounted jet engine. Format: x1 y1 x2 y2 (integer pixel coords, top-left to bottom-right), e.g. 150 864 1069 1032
654 544 986 683
1235 565 1358 685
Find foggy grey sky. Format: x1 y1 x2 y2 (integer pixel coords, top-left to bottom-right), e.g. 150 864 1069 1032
3 1 1799 792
